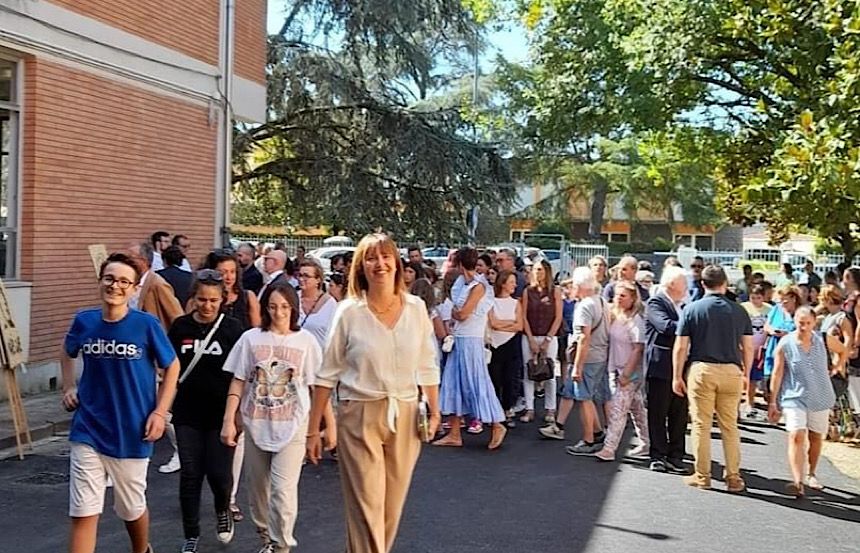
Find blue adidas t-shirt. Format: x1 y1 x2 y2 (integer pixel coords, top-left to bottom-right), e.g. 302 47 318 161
65 308 176 459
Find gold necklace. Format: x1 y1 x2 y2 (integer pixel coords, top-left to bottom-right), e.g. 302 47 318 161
369 295 399 314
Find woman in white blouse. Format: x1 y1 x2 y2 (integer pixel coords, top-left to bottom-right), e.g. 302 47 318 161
307 233 440 553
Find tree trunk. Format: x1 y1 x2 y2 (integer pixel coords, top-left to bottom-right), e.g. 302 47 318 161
588 178 608 241
838 230 857 263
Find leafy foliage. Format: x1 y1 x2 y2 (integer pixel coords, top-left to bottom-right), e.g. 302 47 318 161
503 0 860 255
232 1 515 241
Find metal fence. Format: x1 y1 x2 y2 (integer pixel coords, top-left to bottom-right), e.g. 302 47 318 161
230 235 326 256
558 243 610 279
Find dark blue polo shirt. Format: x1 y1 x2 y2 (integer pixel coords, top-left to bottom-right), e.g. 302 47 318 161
677 293 752 366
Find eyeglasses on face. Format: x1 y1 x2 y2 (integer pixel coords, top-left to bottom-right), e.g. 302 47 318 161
690 264 704 269
101 275 135 289
195 269 224 284
298 272 318 279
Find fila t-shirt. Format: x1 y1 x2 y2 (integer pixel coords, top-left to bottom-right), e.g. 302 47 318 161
168 314 244 429
65 308 176 459
224 328 321 452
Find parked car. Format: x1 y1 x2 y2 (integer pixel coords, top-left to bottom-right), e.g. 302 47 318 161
307 246 356 273
422 247 455 272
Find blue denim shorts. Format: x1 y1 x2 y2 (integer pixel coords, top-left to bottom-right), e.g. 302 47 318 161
570 361 610 403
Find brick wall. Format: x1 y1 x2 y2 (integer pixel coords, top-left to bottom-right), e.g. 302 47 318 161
21 58 218 362
234 0 267 84
48 0 220 66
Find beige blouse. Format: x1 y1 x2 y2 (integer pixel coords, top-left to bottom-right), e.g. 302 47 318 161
318 293 440 431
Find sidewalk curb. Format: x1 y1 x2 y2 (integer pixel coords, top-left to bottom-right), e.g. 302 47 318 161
0 416 72 452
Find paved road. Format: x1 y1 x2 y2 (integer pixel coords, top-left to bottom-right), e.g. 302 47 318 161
1 406 858 553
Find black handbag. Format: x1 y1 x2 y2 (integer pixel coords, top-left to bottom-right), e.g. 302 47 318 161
527 352 554 382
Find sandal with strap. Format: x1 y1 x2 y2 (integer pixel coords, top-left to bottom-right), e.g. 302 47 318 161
229 503 244 522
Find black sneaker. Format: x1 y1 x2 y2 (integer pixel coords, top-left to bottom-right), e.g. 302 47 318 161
181 537 199 553
664 458 690 475
216 510 234 544
594 430 606 444
650 459 667 473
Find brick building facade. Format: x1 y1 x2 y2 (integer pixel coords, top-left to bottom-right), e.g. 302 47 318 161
0 0 266 396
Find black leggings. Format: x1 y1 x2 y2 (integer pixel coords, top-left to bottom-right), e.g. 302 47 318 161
175 425 235 538
488 336 521 412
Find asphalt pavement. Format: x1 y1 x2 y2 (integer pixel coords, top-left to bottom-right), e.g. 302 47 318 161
0 404 858 553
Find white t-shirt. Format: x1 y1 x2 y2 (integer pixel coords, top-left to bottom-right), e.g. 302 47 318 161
299 295 338 349
224 328 322 452
437 298 454 323
490 296 518 348
451 274 494 338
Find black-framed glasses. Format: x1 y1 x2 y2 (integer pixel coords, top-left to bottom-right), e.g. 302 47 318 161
690 264 704 269
298 272 318 279
196 269 224 283
101 275 135 290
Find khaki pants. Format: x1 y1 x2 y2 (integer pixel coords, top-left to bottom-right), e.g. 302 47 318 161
245 424 307 550
337 399 421 553
687 362 744 479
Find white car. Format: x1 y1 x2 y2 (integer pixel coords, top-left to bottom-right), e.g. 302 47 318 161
307 246 356 273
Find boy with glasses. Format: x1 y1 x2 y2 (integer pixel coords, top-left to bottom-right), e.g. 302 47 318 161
61 253 180 553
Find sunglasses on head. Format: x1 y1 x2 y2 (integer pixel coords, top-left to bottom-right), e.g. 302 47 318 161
196 269 224 283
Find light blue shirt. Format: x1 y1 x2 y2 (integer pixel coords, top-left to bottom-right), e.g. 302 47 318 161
778 333 836 411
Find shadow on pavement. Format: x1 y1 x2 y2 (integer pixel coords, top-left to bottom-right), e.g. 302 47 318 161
735 471 860 524
594 522 676 541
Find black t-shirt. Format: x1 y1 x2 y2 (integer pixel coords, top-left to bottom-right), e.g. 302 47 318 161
677 293 752 367
169 314 244 429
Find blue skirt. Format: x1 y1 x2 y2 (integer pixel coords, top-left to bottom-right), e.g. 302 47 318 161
440 337 505 423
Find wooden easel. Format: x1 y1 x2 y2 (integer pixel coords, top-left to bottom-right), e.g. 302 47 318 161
0 278 31 459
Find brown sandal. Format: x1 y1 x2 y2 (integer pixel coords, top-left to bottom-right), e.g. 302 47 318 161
488 425 508 450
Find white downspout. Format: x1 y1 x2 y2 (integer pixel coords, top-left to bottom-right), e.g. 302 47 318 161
216 0 235 247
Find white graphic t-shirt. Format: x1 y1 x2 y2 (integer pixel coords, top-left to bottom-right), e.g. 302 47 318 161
224 328 322 451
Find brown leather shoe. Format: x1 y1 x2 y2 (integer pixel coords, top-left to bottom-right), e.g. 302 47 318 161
726 475 746 493
683 473 712 490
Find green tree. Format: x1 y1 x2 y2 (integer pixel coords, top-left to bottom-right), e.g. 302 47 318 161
504 0 860 257
233 0 515 241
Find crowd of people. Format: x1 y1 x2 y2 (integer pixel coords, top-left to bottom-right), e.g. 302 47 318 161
59 232 860 553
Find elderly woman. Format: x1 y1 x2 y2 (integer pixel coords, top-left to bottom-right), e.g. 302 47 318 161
307 234 440 553
768 306 837 496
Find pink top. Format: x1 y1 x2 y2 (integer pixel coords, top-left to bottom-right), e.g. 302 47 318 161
607 314 646 373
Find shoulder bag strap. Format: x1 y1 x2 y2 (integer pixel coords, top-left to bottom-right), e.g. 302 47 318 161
179 314 225 384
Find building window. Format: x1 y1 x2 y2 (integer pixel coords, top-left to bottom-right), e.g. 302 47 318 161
0 57 20 279
510 230 525 241
673 234 714 250
695 235 714 251
609 233 629 243
674 234 693 247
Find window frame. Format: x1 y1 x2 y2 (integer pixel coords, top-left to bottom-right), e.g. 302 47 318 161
0 53 21 280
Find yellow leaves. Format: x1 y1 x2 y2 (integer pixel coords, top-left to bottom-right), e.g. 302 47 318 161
799 110 814 132
524 0 544 30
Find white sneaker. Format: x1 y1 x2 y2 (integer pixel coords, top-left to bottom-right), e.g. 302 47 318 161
629 444 649 457
158 452 181 474
538 423 564 440
512 397 527 414
806 474 824 490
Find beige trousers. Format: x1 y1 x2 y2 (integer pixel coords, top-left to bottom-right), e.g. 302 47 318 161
337 399 421 553
687 362 744 479
244 424 307 551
